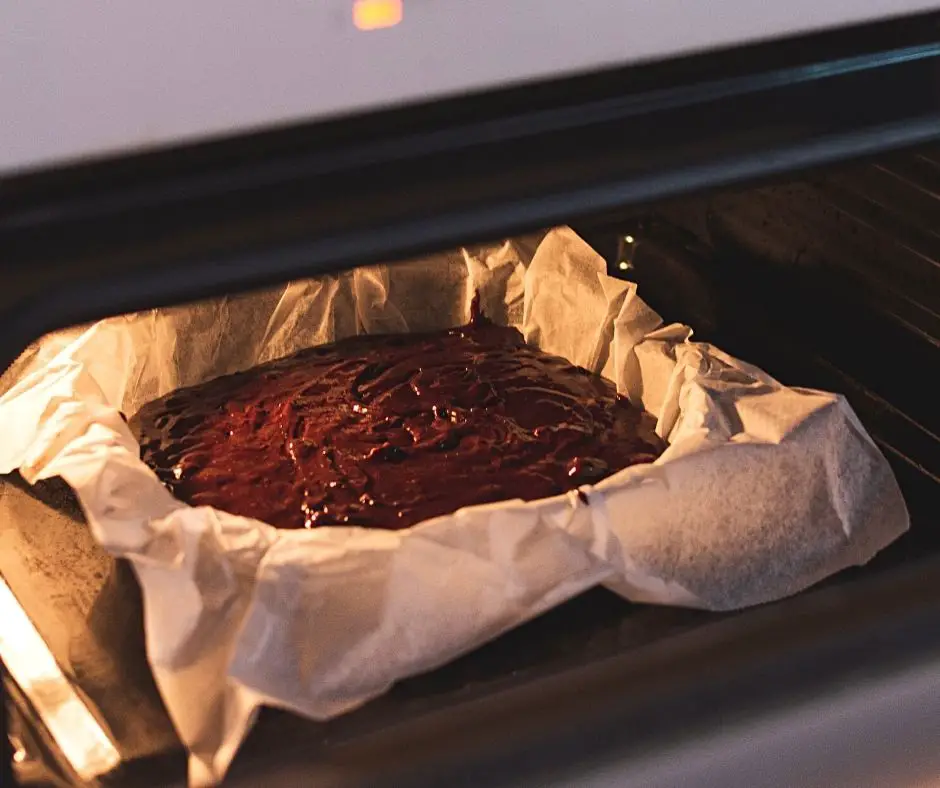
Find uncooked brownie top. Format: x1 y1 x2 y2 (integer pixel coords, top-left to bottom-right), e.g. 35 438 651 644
133 302 665 530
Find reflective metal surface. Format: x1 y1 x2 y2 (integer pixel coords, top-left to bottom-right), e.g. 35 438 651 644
0 577 120 782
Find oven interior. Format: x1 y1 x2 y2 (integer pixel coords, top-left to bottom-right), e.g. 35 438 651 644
1 140 938 787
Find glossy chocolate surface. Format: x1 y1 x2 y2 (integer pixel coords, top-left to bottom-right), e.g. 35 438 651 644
133 304 665 530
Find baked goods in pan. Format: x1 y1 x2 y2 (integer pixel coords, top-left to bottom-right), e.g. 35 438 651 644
134 300 665 530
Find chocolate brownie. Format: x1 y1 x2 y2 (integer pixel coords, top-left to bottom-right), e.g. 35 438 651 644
133 299 665 530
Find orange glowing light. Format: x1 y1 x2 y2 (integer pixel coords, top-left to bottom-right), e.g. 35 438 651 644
353 0 402 30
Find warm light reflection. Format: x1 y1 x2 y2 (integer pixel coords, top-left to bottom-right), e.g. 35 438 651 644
354 0 403 30
0 578 119 780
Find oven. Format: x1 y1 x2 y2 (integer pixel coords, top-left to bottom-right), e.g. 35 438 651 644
2 6 940 787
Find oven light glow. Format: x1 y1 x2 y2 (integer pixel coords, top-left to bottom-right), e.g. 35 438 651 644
354 0 403 30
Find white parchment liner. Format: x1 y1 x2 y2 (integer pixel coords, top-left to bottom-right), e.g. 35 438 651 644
0 227 908 785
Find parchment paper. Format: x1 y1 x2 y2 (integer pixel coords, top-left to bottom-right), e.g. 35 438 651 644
0 227 908 786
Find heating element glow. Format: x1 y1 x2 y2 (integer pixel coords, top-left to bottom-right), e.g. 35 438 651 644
353 0 403 30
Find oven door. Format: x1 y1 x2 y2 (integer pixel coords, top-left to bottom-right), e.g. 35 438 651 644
2 12 940 788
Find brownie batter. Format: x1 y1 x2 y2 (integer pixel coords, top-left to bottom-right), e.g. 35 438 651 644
133 300 665 530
